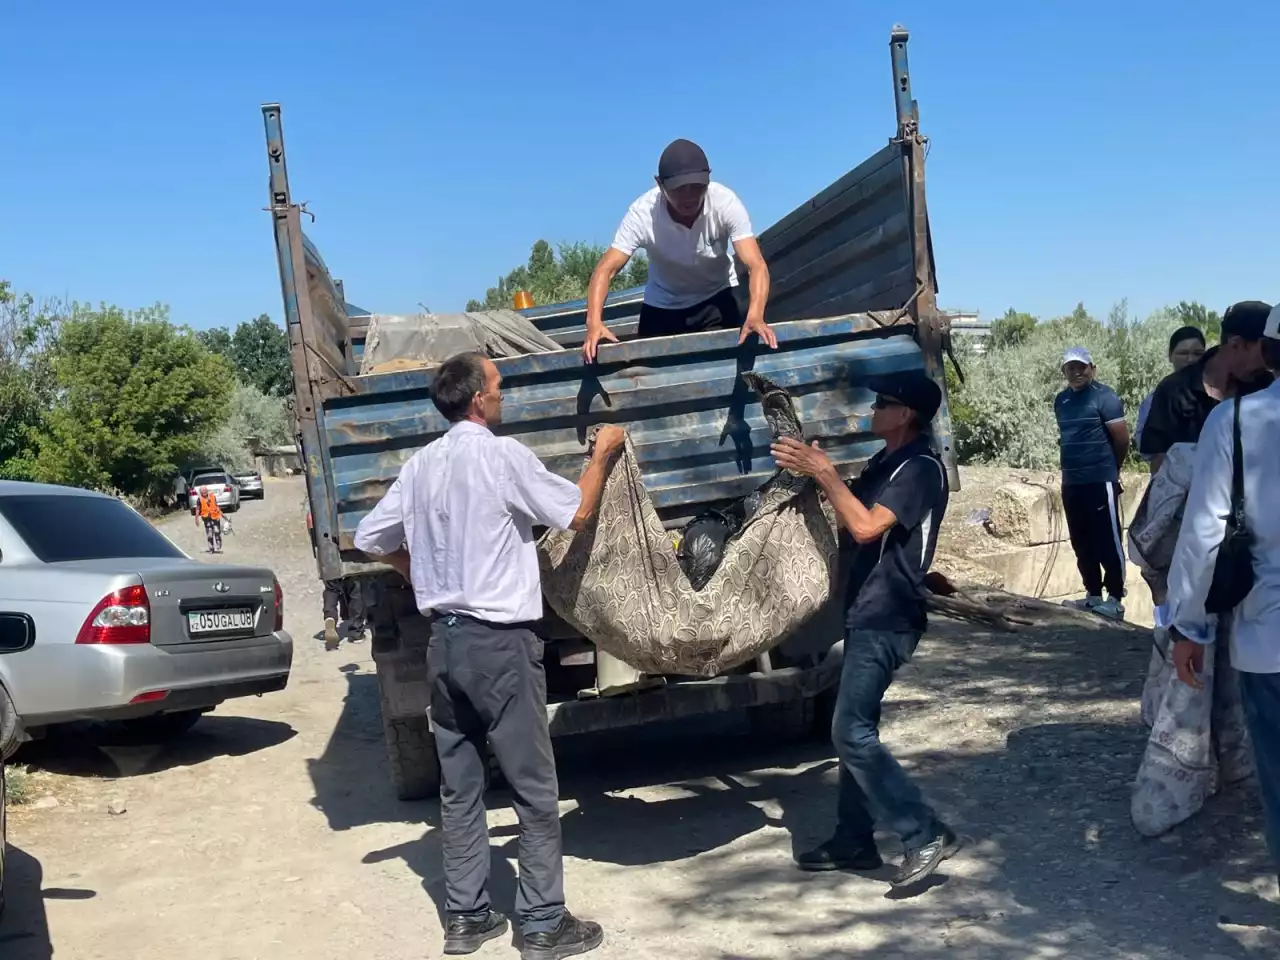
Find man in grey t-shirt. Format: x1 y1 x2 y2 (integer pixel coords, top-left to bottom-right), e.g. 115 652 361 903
1054 347 1130 619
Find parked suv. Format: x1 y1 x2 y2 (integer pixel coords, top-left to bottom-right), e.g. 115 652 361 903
234 470 264 500
0 480 292 745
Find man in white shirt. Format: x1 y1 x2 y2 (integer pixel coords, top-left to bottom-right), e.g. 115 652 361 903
354 351 624 959
581 138 775 361
1168 301 1280 886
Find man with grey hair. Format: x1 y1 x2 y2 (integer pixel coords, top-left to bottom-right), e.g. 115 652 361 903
355 351 624 958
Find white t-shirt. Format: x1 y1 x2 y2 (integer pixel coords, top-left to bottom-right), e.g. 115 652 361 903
611 183 755 310
352 421 582 624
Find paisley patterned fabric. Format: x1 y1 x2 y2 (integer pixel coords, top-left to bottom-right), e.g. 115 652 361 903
537 436 839 678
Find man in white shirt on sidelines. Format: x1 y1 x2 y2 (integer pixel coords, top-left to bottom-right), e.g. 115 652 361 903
581 138 776 361
354 351 624 959
1168 301 1280 886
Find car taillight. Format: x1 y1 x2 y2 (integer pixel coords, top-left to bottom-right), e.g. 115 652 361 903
76 585 151 644
223 486 230 494
273 577 284 631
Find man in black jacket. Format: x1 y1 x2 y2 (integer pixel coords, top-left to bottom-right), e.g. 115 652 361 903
772 371 957 889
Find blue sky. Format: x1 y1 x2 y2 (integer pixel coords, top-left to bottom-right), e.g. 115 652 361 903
2 2 1277 330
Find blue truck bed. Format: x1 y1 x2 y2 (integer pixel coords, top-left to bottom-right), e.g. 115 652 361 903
264 25 956 799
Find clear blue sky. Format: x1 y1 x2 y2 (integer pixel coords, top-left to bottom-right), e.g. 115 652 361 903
2 2 1277 330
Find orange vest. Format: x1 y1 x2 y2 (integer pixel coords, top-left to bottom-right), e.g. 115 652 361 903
198 490 223 520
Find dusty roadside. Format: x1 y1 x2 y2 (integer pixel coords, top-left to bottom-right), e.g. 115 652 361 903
1 476 1276 959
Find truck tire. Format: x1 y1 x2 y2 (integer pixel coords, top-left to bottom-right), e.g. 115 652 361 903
747 695 817 745
383 712 441 801
0 682 19 761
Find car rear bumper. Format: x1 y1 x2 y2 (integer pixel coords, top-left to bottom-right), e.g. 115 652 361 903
13 631 293 728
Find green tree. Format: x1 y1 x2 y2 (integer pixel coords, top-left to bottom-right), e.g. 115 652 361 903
195 315 291 396
466 240 650 311
197 382 294 473
989 308 1037 349
32 303 233 495
0 282 61 480
231 313 291 396
1171 300 1222 342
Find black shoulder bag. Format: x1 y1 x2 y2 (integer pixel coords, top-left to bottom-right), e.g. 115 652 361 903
1204 398 1255 614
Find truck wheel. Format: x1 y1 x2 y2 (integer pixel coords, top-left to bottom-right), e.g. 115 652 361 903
383 713 441 801
747 695 817 745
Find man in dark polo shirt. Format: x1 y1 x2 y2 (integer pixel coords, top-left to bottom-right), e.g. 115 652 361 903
1054 347 1129 620
772 371 956 889
1139 300 1275 473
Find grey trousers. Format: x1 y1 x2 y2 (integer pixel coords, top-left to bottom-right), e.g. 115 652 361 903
427 613 565 935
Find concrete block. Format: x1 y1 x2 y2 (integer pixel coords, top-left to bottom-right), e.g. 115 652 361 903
983 474 1150 547
969 539 1154 625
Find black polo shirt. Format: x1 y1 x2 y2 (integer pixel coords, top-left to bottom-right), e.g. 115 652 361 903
1139 347 1274 456
843 436 949 634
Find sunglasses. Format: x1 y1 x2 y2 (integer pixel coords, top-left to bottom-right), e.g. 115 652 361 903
871 395 904 410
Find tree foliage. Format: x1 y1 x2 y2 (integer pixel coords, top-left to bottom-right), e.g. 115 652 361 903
0 282 61 480
196 313 291 396
31 304 233 494
196 382 294 473
466 240 649 311
949 301 1213 470
1171 300 1222 342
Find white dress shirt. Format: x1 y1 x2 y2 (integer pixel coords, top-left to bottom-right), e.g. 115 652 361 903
1167 379 1280 673
352 420 583 624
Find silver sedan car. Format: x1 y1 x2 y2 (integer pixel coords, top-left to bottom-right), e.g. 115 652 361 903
0 480 292 742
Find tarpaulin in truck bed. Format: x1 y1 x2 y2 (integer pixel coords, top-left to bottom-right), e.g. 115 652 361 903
358 310 563 375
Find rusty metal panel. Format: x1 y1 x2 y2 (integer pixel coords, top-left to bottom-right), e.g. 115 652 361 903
321 317 941 566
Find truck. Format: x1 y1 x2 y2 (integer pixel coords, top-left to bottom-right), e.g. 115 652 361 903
264 25 958 800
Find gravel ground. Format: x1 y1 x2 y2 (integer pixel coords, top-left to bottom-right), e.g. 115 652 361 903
2 476 1277 959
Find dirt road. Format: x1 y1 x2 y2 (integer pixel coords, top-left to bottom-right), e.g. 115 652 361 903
2 477 1276 959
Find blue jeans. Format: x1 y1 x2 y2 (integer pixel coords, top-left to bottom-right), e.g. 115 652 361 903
832 629 940 852
1237 670 1280 880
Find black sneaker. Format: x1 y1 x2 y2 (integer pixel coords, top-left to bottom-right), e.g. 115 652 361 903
795 838 884 872
891 825 962 888
443 909 508 955
520 911 604 960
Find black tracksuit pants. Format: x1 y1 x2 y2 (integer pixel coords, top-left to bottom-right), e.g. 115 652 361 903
1061 481 1126 599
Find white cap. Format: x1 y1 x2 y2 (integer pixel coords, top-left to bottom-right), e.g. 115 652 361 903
1266 304 1280 340
1062 346 1093 366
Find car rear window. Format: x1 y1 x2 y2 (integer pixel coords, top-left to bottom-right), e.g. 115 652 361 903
191 474 229 486
0 494 185 563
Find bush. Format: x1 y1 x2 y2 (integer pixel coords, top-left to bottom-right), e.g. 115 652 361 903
5 764 32 805
953 301 1183 470
195 382 293 473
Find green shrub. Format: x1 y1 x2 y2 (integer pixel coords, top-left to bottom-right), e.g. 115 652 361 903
952 301 1183 470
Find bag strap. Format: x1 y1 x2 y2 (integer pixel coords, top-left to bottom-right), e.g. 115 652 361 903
1230 397 1245 526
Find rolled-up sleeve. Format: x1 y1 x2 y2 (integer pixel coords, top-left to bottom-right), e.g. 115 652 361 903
1167 403 1234 644
353 475 407 556
502 440 582 530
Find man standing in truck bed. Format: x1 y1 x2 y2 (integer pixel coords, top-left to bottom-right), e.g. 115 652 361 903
581 138 776 361
354 351 624 959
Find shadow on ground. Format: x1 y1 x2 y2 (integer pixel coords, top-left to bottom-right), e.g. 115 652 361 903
312 598 1278 957
16 716 296 779
0 843 96 960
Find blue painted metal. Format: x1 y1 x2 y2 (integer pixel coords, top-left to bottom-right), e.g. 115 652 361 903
890 24 915 129
268 24 952 582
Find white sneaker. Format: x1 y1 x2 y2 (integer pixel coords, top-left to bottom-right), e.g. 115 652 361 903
1063 595 1103 611
1093 597 1126 621
323 617 340 650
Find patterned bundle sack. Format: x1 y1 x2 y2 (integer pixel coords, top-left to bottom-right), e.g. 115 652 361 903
537 377 839 678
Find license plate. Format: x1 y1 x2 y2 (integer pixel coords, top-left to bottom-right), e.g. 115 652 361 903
187 609 255 634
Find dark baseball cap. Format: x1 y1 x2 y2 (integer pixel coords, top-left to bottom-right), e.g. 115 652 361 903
1221 300 1273 341
657 139 711 189
866 371 942 423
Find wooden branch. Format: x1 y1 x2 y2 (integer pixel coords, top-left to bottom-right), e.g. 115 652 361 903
926 591 1034 632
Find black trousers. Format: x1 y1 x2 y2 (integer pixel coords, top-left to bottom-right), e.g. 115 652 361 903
636 286 742 338
427 613 564 935
1061 481 1126 598
322 578 367 630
